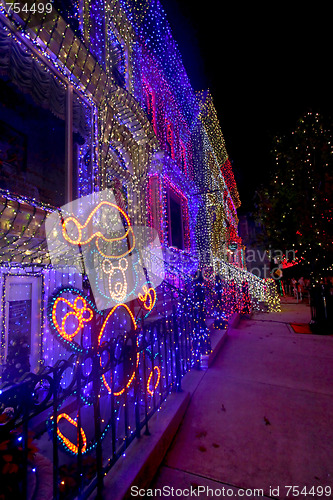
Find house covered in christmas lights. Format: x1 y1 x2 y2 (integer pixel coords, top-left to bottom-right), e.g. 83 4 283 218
0 0 248 375
0 2 281 497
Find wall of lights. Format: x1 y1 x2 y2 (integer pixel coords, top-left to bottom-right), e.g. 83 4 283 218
0 5 283 488
0 0 281 381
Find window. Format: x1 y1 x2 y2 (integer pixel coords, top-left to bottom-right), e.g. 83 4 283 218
165 123 174 158
7 284 32 354
0 78 66 206
4 276 42 375
168 190 184 250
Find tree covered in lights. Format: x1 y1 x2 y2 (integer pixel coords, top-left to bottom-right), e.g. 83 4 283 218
255 111 333 280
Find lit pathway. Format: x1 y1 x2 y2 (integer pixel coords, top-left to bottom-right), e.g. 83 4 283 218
149 299 333 499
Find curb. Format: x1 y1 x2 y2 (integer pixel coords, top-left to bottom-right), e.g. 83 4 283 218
91 390 191 500
229 312 241 328
202 312 240 368
201 329 228 368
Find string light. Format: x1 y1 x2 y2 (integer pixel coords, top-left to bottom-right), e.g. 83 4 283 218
61 201 135 258
147 365 161 396
97 302 136 345
52 295 93 342
138 285 157 311
57 412 87 455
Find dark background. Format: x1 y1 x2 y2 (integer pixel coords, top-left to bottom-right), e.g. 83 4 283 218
161 1 332 212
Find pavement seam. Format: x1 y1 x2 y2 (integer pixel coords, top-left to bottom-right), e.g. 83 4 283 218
159 465 275 499
216 373 333 398
249 319 304 325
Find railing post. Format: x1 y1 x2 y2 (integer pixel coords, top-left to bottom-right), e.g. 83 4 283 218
21 387 30 500
93 316 103 499
172 305 182 392
134 337 141 439
52 368 59 500
76 363 83 499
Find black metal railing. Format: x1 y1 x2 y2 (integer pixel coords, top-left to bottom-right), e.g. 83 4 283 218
0 258 277 499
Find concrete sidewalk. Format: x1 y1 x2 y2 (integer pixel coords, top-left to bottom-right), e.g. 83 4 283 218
149 300 333 499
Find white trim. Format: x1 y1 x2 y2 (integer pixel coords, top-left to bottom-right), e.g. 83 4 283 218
4 275 42 373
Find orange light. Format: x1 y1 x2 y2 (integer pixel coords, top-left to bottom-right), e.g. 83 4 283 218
52 295 93 342
147 366 161 396
57 413 87 454
102 352 140 396
99 303 139 395
138 285 157 311
61 201 135 258
98 303 137 345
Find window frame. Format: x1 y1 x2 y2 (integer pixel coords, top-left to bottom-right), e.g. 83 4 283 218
3 274 42 373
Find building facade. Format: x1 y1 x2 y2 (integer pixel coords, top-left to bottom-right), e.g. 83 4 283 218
0 3 282 498
0 0 246 374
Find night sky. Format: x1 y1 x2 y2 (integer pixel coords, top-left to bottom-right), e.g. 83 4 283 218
161 1 332 212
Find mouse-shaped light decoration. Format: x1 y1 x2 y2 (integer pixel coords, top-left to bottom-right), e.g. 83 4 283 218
46 189 164 311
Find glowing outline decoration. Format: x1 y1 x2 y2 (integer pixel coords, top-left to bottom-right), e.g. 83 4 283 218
61 201 135 259
102 257 129 302
98 303 138 396
138 285 157 312
91 248 141 304
46 190 165 311
52 295 93 342
48 287 101 353
147 365 161 396
101 351 140 396
57 413 87 455
48 286 164 456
